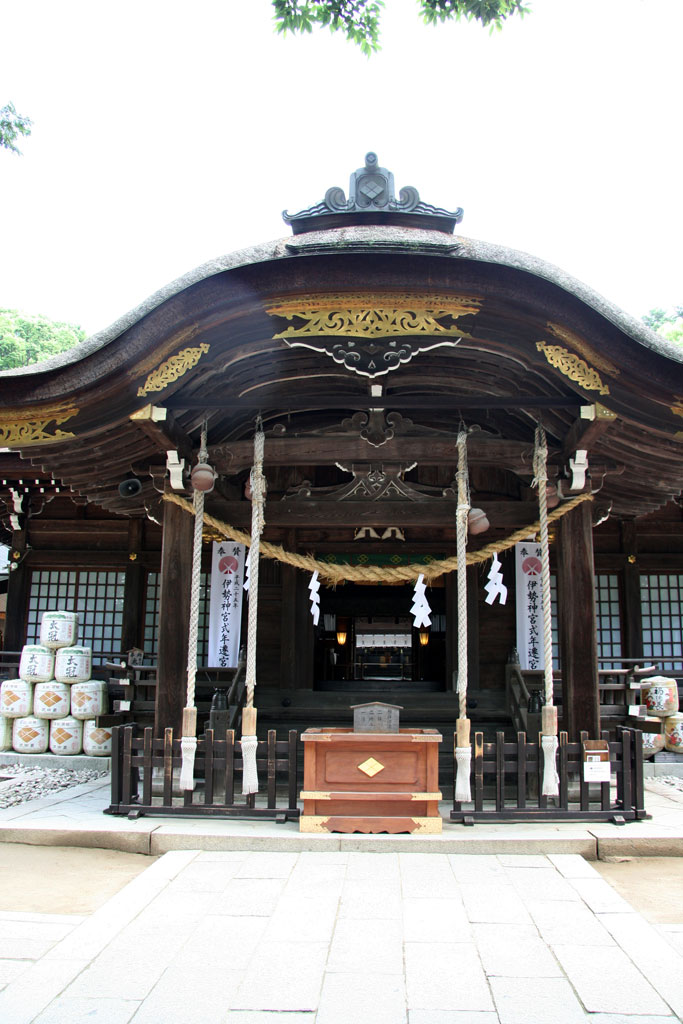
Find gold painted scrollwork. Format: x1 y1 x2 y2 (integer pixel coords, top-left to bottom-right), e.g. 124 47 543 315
536 342 610 395
136 343 210 397
267 292 480 340
0 403 78 446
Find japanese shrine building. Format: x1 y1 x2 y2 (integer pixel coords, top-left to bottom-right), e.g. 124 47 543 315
1 153 682 741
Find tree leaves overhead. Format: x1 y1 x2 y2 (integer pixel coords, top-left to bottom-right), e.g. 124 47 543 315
642 306 683 347
0 103 32 155
272 0 529 53
0 309 86 370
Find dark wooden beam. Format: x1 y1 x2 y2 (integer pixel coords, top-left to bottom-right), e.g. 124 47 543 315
557 499 600 739
154 497 194 736
562 404 617 459
209 498 540 529
210 437 554 475
166 395 584 411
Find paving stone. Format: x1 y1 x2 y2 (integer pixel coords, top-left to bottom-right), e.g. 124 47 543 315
131 964 244 1023
0 956 89 1024
173 915 268 969
327 917 404 974
472 922 563 977
460 883 532 925
316 972 406 1024
551 943 671 1015
597 912 683 1019
489 976 586 1024
496 855 550 868
568 876 638 914
0 936 62 959
448 855 507 883
214 877 287 916
402 897 470 942
585 1015 680 1024
547 853 600 878
400 854 460 898
167 859 243 891
346 851 400 880
0 957 30 987
263 893 339 943
34 996 140 1023
405 942 494 1012
224 1014 316 1023
232 940 328 1011
526 897 615 946
409 1013 500 1024
504 866 583 901
234 851 299 878
339 878 403 920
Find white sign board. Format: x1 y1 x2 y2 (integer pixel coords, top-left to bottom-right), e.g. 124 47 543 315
207 541 246 668
515 542 545 671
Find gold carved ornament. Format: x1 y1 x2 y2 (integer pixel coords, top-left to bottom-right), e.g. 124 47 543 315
266 293 480 340
137 343 210 397
536 342 610 395
0 402 78 446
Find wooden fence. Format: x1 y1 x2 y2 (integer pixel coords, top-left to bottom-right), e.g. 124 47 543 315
450 728 648 825
105 725 300 821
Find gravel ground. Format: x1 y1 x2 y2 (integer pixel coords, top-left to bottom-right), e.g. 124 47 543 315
0 762 108 808
648 773 683 793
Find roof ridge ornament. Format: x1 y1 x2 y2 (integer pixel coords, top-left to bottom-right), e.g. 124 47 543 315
283 152 464 235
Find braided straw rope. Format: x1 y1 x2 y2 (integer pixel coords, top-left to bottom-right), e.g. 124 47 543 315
163 490 592 585
245 431 266 710
533 425 555 711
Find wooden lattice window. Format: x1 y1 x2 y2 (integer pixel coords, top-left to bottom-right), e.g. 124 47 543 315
641 574 683 670
143 571 211 663
26 569 125 657
594 573 623 666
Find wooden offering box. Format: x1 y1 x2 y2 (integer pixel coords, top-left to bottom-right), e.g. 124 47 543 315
300 727 442 834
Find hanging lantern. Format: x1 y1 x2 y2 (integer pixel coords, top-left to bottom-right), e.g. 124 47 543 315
191 462 217 493
419 629 430 647
336 630 347 646
468 508 490 535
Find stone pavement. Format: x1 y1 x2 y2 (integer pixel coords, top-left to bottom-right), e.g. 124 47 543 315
0 849 681 1023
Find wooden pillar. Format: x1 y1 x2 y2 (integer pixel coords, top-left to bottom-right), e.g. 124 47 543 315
620 520 643 659
154 497 193 736
557 498 600 738
121 520 144 653
4 530 30 650
280 531 297 689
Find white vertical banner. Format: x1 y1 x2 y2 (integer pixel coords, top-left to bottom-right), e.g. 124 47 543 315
208 541 246 668
515 542 545 670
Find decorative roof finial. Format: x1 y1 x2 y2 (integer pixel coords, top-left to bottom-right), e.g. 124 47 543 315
283 152 463 235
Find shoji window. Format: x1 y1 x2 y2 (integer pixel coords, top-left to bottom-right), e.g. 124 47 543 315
143 571 211 663
641 574 683 670
26 570 125 657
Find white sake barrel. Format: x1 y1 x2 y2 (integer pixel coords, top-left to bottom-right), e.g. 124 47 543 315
54 646 92 684
641 676 679 718
83 719 113 756
49 716 83 755
19 645 55 683
0 679 33 717
640 731 665 758
40 610 79 649
70 680 108 720
664 713 683 753
34 681 71 719
0 714 13 751
13 716 49 754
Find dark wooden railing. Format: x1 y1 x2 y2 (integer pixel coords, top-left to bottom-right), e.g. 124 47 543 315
105 725 300 821
451 728 648 825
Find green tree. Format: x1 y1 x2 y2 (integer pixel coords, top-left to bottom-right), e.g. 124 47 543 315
0 103 32 155
642 306 683 347
273 0 529 54
0 309 86 370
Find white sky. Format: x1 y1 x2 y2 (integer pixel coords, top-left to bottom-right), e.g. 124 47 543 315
1 0 682 336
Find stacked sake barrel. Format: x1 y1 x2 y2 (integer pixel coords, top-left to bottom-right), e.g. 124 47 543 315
0 611 112 757
640 676 681 756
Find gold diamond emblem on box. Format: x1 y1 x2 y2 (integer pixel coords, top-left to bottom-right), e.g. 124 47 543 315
18 727 39 743
41 691 62 707
358 756 385 777
52 728 72 744
73 693 88 708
